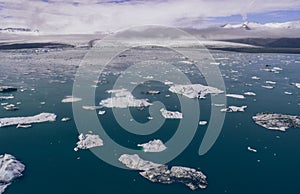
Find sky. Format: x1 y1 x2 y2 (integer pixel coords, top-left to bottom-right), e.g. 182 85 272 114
0 0 300 34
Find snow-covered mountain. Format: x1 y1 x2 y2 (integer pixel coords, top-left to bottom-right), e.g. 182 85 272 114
222 20 300 30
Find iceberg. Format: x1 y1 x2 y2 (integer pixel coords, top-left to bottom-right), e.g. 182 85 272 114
144 90 160 95
221 106 247 112
0 113 56 128
160 108 183 119
118 154 162 171
247 146 257 153
137 139 167 152
118 154 208 190
244 92 256 96
252 113 300 131
226 94 245 99
0 96 14 101
61 96 82 103
0 154 25 194
199 121 208 125
100 89 152 108
74 133 103 151
168 84 223 99
292 83 300 89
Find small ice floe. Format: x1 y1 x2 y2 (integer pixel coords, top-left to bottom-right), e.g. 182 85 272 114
213 103 225 107
292 83 300 89
164 81 173 85
147 116 153 120
244 92 256 96
144 90 160 95
137 139 167 152
261 85 274 89
252 113 300 131
262 67 282 73
160 108 183 119
61 96 82 103
82 106 103 111
266 81 276 85
100 89 152 108
118 154 162 171
40 102 46 105
16 124 32 128
74 133 103 151
284 91 293 95
3 104 19 111
61 117 71 122
0 154 25 194
221 106 247 112
251 76 260 80
0 113 56 128
226 94 245 99
247 146 257 153
98 110 106 115
0 95 14 101
199 121 208 126
169 84 223 99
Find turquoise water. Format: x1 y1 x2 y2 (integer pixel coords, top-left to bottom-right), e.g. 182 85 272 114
0 48 300 194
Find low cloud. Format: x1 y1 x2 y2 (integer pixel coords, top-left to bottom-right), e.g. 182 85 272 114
1 0 300 34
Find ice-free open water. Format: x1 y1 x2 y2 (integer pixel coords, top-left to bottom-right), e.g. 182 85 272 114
0 47 299 194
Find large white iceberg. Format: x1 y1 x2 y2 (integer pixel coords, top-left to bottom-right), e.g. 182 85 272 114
160 108 183 119
0 113 56 128
137 139 167 152
169 84 223 99
119 154 208 190
0 154 25 194
118 154 162 171
74 133 103 151
100 89 152 108
253 113 300 131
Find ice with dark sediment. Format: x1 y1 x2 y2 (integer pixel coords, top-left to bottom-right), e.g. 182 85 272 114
74 133 103 151
221 106 247 112
0 113 56 128
0 86 17 93
168 84 223 99
252 113 300 131
118 154 208 190
160 108 183 119
0 154 25 194
100 89 152 108
137 139 167 152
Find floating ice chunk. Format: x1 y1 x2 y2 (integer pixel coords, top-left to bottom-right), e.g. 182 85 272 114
74 133 103 151
251 76 260 80
0 154 25 194
252 113 300 131
118 154 208 190
82 105 103 110
169 84 223 99
98 110 106 115
292 83 300 89
262 85 274 89
0 96 14 101
160 108 183 119
0 113 56 128
100 89 152 108
118 154 162 171
247 146 257 153
199 121 208 125
137 139 167 152
61 96 82 103
226 94 245 99
164 81 173 85
266 81 276 85
3 104 19 111
61 117 71 122
284 91 293 95
221 106 247 112
244 92 256 96
144 90 160 95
